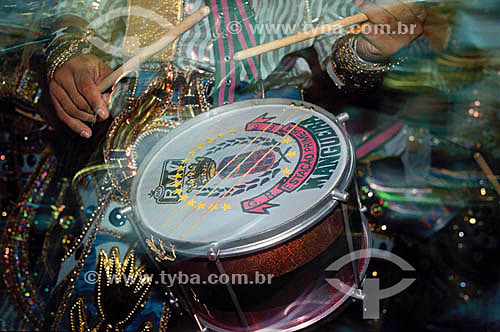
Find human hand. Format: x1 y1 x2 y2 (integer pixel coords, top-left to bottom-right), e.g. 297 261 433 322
355 0 426 62
48 54 112 138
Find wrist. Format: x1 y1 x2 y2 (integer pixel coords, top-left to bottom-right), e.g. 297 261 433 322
354 37 390 64
44 27 95 81
326 34 388 94
326 34 408 94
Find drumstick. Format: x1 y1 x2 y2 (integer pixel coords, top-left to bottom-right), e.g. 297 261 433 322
233 13 368 61
473 152 500 197
97 5 211 92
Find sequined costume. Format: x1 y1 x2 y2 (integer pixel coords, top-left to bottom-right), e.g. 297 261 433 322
1 0 381 331
1 0 499 331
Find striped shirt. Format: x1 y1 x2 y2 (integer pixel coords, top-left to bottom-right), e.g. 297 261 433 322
53 0 359 86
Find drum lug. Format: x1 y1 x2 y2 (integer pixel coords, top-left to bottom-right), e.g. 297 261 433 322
336 112 350 123
118 205 133 215
207 244 220 261
331 189 350 203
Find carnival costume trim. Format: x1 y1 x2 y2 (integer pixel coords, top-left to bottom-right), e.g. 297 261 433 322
68 248 155 332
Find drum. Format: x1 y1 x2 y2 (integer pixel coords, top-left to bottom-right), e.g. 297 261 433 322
125 99 371 331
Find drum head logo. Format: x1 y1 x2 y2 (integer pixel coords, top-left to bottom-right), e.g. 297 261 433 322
149 113 343 215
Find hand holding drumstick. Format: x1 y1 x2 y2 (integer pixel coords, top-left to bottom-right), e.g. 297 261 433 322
48 6 211 138
235 0 426 62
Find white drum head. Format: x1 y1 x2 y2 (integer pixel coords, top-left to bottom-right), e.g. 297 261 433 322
132 99 354 256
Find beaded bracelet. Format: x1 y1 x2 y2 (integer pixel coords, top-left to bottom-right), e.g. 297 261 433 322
327 34 406 94
45 28 95 81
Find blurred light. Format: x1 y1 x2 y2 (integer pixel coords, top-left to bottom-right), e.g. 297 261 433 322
372 271 378 277
459 231 464 237
381 225 387 231
460 282 467 288
469 218 477 224
474 100 481 107
1 211 6 217
0 155 5 161
409 136 415 142
367 192 374 198
480 188 486 196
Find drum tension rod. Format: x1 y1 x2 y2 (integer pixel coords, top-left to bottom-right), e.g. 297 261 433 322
119 205 133 216
331 189 350 203
336 112 350 124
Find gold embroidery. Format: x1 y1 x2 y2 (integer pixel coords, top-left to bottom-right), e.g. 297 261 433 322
122 0 184 62
68 248 154 332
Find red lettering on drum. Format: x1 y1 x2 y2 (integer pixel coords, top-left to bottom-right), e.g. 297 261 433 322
241 114 320 214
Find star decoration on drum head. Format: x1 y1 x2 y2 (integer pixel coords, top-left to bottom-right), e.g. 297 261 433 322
221 203 232 211
148 123 298 216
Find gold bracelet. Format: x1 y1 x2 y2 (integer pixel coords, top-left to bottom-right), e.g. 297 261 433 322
46 30 95 81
